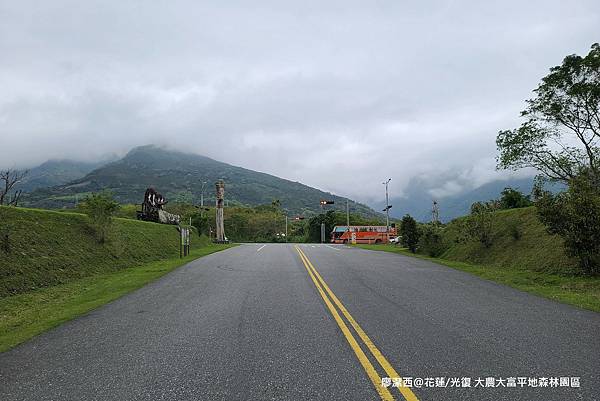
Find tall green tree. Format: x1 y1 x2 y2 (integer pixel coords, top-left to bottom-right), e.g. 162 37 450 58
400 214 420 253
497 43 600 182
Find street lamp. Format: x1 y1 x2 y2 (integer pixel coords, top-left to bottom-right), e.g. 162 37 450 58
383 178 392 242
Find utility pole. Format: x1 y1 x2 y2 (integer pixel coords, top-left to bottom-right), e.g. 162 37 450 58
319 200 335 243
200 181 207 208
383 178 391 242
285 215 288 242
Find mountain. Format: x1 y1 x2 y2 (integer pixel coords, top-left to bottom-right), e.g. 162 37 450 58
24 145 380 218
19 160 109 192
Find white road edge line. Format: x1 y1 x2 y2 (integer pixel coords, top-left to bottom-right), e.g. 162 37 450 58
325 245 340 251
257 244 266 252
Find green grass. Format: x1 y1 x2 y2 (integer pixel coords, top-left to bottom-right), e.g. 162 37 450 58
0 206 209 297
442 207 578 274
0 244 235 352
353 244 600 313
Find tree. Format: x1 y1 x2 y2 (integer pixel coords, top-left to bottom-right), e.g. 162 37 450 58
80 192 120 243
306 211 336 243
535 169 600 275
400 214 420 253
497 43 600 183
0 169 28 206
499 187 532 209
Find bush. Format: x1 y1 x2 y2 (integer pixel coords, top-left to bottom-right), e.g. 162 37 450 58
418 224 446 257
79 192 120 243
535 170 600 275
191 212 212 237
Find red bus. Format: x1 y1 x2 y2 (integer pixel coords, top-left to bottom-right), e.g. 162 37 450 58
331 225 397 244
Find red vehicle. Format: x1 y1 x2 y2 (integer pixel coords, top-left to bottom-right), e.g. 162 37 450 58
331 225 397 244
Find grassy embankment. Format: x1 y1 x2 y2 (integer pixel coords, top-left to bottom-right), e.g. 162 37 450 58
354 207 600 312
0 206 234 352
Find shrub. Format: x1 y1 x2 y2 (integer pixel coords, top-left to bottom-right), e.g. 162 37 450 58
79 192 120 243
191 212 211 237
418 224 447 257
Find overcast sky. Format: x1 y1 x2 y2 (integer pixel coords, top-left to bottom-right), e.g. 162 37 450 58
1 1 598 203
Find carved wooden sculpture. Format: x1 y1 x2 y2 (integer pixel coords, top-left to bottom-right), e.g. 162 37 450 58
136 187 180 225
215 181 226 242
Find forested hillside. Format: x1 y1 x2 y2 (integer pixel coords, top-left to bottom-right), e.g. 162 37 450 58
24 145 379 218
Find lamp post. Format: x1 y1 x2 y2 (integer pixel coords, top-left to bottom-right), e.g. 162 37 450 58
383 178 391 242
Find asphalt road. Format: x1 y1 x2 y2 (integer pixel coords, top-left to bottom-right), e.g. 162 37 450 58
1 244 599 401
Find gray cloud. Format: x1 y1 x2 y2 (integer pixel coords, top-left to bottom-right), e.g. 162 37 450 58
1 0 598 203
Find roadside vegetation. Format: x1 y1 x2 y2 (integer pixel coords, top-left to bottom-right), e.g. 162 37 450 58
395 202 578 273
0 205 208 297
497 43 600 276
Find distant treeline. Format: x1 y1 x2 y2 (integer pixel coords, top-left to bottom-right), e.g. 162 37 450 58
113 201 385 243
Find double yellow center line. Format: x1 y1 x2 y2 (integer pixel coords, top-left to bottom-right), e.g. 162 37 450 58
294 245 419 401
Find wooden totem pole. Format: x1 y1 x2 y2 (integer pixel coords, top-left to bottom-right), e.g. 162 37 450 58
215 180 226 242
